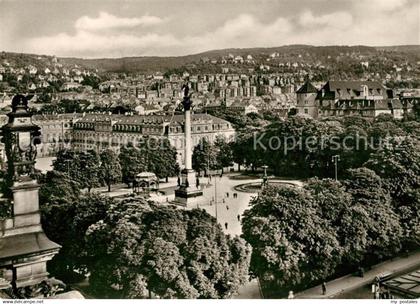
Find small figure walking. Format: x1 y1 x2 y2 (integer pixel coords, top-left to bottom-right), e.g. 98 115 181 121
358 266 364 278
224 222 228 229
226 192 229 198
322 282 327 295
222 198 225 204
226 205 229 210
288 291 294 299
237 214 240 221
233 193 238 198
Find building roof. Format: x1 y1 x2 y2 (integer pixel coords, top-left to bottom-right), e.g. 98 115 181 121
327 80 384 91
74 113 231 127
33 113 83 121
319 80 388 100
383 269 420 298
296 81 318 94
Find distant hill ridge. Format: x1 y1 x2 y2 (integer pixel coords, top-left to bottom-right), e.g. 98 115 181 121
2 44 420 73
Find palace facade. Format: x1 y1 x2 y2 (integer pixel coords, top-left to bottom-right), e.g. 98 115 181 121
70 113 235 166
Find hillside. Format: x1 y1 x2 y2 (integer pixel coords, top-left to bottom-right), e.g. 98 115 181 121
2 45 420 75
58 45 381 73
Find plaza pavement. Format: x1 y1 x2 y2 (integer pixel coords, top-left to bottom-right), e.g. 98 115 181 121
295 250 420 299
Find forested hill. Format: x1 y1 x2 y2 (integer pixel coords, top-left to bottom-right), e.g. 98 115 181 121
2 44 420 74
57 45 420 73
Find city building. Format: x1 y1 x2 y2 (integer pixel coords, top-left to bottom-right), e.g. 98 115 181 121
296 80 410 119
228 101 259 115
32 113 82 157
71 113 235 167
295 80 319 117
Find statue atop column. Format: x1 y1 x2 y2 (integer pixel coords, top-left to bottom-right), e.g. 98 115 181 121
174 83 203 206
181 83 193 111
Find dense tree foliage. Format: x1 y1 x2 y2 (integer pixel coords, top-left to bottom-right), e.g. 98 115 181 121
53 149 101 191
242 166 408 296
192 138 217 175
192 137 234 175
40 174 111 278
365 138 420 246
214 136 234 173
230 114 419 178
99 149 122 192
85 199 251 298
242 185 342 293
119 138 178 184
40 184 251 299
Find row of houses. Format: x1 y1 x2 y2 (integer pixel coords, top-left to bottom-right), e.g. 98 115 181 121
296 80 419 119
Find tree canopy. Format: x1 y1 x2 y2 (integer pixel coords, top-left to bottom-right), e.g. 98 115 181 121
43 196 251 299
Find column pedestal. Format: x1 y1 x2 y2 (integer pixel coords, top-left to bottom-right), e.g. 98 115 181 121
174 169 203 207
0 180 60 290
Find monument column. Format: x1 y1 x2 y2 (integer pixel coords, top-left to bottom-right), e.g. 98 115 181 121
184 106 192 170
174 84 203 206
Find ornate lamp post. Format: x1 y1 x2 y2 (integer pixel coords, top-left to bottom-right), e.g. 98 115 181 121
261 165 269 189
332 155 340 181
174 84 203 206
2 95 41 187
0 95 60 296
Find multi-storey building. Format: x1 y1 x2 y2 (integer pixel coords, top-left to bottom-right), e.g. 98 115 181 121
71 113 235 167
296 80 410 119
33 113 83 157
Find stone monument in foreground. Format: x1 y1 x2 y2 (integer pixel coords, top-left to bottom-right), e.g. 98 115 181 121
174 84 203 206
0 95 61 297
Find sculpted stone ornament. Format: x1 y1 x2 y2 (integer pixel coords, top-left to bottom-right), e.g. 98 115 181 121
1 94 41 185
0 94 61 298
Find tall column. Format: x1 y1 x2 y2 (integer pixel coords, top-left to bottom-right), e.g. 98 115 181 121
174 84 203 206
184 109 192 170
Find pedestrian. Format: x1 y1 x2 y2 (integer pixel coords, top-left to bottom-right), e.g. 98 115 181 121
222 198 225 204
225 222 228 229
322 282 326 295
358 266 364 278
237 214 240 221
226 205 229 210
226 192 229 198
234 193 238 198
288 291 294 299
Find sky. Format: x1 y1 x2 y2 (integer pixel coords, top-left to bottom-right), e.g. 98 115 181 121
0 0 419 58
